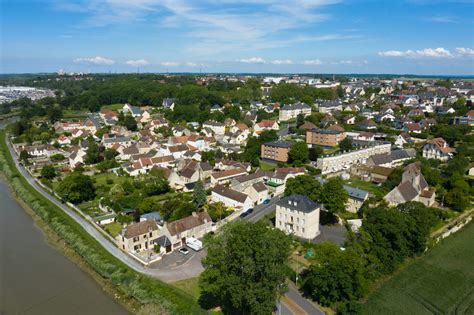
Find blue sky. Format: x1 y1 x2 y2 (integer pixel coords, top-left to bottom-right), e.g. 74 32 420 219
1 0 474 75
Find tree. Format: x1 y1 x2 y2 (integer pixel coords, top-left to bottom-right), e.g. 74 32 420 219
303 248 368 306
118 112 137 131
47 106 63 123
19 150 29 162
192 180 207 208
199 221 293 314
85 138 100 164
309 146 323 161
285 175 322 202
321 178 348 214
296 113 305 128
57 172 96 204
288 142 309 165
138 197 160 214
104 148 119 160
339 137 353 152
41 165 56 180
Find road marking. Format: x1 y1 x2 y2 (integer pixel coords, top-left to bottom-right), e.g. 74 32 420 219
281 295 308 315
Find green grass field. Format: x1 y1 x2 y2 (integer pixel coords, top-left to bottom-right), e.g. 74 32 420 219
362 221 474 315
104 222 122 237
101 103 124 111
259 159 276 171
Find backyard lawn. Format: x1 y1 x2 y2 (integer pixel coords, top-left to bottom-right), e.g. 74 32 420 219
259 160 276 171
101 103 124 111
104 222 122 237
362 221 474 315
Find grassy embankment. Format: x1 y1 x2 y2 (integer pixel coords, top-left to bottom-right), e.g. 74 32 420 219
0 129 207 315
362 220 474 314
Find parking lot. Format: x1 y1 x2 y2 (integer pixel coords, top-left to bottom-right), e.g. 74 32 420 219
148 246 207 282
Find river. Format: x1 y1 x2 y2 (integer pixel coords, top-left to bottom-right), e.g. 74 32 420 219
0 180 130 315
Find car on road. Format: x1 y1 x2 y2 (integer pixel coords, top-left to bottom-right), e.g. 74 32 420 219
239 208 254 218
263 199 271 205
179 247 189 255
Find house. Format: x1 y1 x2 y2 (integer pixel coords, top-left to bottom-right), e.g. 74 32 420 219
244 182 269 205
211 185 253 211
343 116 356 125
299 122 317 130
261 140 294 163
404 122 422 134
116 220 160 253
160 212 213 251
211 168 248 185
162 98 175 110
68 148 86 168
343 185 369 213
57 134 71 146
306 128 346 147
279 102 312 121
22 144 57 157
94 213 117 225
253 120 279 136
358 119 377 130
394 133 412 148
375 112 396 123
384 162 435 207
122 104 142 117
202 120 225 135
422 138 455 161
366 148 416 168
275 195 321 240
316 100 343 113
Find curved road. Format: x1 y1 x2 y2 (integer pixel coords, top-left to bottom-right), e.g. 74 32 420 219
6 138 199 283
7 137 324 314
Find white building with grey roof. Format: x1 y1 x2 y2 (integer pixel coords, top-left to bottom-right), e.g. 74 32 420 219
276 195 321 240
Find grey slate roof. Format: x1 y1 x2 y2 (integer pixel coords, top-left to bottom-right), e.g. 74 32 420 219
277 195 319 213
343 185 369 201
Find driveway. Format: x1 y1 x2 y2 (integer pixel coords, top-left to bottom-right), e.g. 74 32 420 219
312 225 347 246
149 247 206 282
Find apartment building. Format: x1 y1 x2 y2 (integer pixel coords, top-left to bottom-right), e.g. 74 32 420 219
261 140 294 162
316 142 391 174
275 195 320 240
279 102 312 121
306 128 346 147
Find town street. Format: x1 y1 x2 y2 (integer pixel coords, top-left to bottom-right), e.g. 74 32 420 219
6 138 325 314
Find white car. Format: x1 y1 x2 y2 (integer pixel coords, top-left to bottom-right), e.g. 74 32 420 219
179 247 190 255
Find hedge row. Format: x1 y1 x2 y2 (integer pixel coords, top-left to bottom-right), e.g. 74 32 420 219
0 130 206 315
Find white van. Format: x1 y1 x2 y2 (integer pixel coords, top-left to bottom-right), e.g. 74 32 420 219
186 237 203 251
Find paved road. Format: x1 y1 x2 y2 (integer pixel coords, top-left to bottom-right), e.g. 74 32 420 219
8 138 325 314
286 283 324 315
6 138 200 283
244 195 281 223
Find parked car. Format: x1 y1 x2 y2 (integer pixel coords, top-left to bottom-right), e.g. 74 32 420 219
263 199 271 204
179 247 189 255
240 208 254 218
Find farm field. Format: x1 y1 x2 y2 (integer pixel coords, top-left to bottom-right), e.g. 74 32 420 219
362 221 474 315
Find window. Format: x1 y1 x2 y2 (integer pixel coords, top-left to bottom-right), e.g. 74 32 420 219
297 218 299 224
149 232 153 237
133 237 139 242
302 228 305 233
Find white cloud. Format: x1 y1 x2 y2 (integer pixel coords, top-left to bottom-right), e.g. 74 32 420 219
126 59 149 66
160 61 180 67
61 0 347 56
270 59 293 65
237 57 267 64
303 59 322 65
378 48 453 58
456 47 474 56
73 56 115 65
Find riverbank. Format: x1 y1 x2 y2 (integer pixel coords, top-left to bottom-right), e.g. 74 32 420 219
0 129 206 315
0 177 137 314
